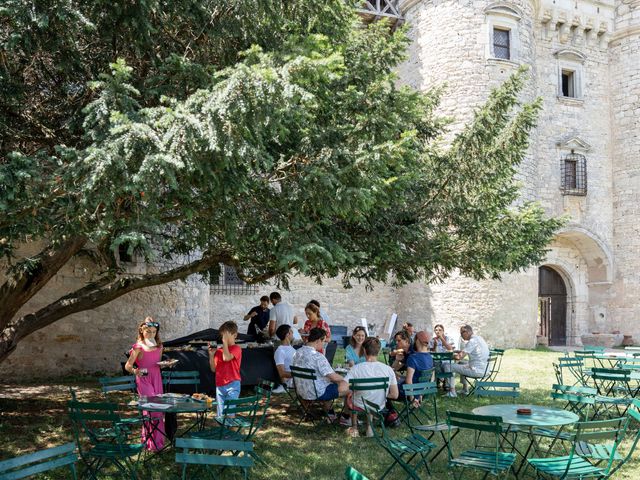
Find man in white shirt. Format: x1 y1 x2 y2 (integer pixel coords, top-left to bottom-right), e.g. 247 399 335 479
268 291 299 337
445 324 490 397
291 328 346 420
273 324 296 393
343 337 398 437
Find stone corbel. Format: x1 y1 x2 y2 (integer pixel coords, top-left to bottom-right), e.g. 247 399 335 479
540 10 553 40
557 13 569 44
584 18 594 45
597 22 608 48
570 16 582 45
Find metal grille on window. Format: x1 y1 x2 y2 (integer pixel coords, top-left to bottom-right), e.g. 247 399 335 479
211 264 258 295
560 152 587 196
493 28 510 60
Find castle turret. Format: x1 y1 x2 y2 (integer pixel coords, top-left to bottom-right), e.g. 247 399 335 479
610 0 640 337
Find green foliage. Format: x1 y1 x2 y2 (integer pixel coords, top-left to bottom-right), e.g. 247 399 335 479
0 1 561 290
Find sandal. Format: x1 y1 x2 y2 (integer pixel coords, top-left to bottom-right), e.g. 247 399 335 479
347 427 360 438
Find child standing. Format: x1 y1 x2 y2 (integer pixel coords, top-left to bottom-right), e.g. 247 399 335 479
208 321 242 418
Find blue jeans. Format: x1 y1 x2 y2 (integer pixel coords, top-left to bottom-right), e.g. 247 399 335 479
216 380 241 417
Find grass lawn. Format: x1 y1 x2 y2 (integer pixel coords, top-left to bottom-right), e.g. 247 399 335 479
1 348 638 479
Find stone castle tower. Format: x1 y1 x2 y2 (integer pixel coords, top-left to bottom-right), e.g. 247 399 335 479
1 0 638 377
392 0 640 348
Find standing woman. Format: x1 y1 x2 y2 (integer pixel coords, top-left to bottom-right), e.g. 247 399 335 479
301 302 332 342
345 326 367 367
125 317 164 451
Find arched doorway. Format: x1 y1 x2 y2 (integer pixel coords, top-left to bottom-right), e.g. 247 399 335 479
538 266 567 346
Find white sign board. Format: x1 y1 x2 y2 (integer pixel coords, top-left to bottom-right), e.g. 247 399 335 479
386 313 398 336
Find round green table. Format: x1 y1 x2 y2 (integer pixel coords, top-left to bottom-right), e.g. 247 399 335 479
472 404 579 476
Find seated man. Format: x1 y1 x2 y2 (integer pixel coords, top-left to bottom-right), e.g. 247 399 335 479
445 324 489 397
273 324 295 393
291 327 346 421
343 337 398 437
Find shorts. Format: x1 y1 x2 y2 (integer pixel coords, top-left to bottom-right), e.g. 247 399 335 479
317 383 339 401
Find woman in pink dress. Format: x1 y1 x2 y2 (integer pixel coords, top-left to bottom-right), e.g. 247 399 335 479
125 317 165 451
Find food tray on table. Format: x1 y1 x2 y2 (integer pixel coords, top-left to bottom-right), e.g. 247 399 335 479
158 393 189 399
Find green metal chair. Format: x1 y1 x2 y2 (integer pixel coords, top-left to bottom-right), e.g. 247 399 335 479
191 395 260 439
446 411 516 480
0 443 78 480
432 352 454 390
527 417 627 479
557 357 589 386
347 377 389 428
363 399 435 480
68 401 144 480
466 353 498 395
162 370 200 393
289 365 334 426
576 399 640 476
401 382 459 462
344 466 370 480
590 368 634 418
530 385 598 456
582 345 606 354
175 438 254 480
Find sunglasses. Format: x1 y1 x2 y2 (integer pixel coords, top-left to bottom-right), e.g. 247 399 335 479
144 322 160 328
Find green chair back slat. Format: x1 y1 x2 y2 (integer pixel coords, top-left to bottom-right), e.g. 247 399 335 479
290 365 317 380
446 411 503 433
175 453 253 467
582 345 606 353
474 381 520 399
162 371 200 392
0 443 77 480
99 375 137 394
176 437 253 452
349 377 389 392
222 396 259 416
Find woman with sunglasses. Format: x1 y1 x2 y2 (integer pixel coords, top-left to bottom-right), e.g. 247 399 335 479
125 317 165 451
345 326 367 367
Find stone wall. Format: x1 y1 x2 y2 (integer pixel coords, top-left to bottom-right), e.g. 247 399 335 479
609 0 640 340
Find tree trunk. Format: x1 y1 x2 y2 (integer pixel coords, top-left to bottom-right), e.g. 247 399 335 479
0 250 230 363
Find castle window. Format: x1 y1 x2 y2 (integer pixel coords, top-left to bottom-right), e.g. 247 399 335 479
493 27 511 60
484 5 521 63
560 152 587 196
211 264 259 295
561 69 577 98
118 243 133 263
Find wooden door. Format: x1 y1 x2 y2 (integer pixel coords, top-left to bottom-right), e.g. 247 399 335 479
538 266 567 346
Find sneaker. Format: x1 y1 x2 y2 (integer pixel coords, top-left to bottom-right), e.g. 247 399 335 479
339 416 352 427
365 427 375 438
460 389 470 396
446 390 457 398
272 385 286 394
326 412 338 423
347 427 360 438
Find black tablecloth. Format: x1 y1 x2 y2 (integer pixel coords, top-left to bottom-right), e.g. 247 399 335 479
162 346 279 393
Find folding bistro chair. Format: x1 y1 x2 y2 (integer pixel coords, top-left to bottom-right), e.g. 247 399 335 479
191 395 260 440
487 349 505 382
527 418 627 479
557 356 589 386
431 352 454 390
401 382 459 462
473 381 520 401
175 438 254 480
347 377 389 429
68 401 144 480
363 399 435 480
446 411 516 480
289 365 334 426
590 368 634 417
466 353 498 395
162 370 200 393
0 443 78 480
